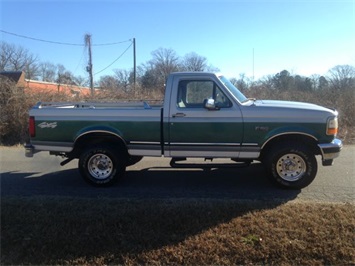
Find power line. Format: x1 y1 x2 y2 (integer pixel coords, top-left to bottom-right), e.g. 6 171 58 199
1 29 135 81
94 42 133 76
0 29 131 46
73 47 87 74
93 40 132 46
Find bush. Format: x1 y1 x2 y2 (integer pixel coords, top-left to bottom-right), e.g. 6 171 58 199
0 77 29 145
0 77 75 145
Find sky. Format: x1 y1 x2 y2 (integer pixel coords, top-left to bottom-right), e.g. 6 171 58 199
0 0 354 81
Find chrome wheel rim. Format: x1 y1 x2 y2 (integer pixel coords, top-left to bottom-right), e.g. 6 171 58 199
88 153 113 179
276 153 306 182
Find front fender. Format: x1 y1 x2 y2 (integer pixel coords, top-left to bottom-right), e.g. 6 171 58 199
261 126 319 148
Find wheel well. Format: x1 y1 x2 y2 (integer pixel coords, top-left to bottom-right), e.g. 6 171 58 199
70 132 128 159
260 134 320 160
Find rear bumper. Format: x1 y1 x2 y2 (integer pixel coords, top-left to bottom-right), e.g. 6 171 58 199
25 141 73 158
318 138 342 165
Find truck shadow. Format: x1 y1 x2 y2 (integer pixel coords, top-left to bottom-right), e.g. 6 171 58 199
1 163 301 264
123 163 300 201
1 162 300 201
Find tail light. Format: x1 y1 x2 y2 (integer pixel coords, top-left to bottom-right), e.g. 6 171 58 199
326 117 338 136
29 116 35 138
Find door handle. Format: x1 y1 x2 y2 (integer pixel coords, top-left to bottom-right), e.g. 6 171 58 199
172 113 186 118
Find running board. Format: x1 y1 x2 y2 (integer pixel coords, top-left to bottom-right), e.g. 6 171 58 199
170 158 251 169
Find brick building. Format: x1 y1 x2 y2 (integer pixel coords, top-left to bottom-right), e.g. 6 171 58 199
0 71 91 96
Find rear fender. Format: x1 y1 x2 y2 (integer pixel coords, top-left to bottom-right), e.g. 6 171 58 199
71 126 128 159
74 125 125 143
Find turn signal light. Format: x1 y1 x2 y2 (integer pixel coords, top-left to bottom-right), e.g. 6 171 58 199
326 117 338 136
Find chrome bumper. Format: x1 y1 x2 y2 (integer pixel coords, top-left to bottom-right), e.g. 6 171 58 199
318 138 342 165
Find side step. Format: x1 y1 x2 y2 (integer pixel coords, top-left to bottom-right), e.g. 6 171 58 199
170 157 251 169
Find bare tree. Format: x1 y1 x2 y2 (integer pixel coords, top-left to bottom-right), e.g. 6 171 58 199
114 69 132 92
256 75 274 90
39 61 57 82
0 42 14 71
327 65 355 90
73 75 88 87
0 42 39 79
137 48 220 90
98 75 119 91
230 73 250 92
25 62 40 80
150 48 180 81
0 76 28 144
140 64 159 90
56 64 77 85
181 52 207 71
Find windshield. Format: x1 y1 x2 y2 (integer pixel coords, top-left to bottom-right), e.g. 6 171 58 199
218 75 249 103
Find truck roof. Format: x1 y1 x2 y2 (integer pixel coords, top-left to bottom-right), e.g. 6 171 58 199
170 72 219 76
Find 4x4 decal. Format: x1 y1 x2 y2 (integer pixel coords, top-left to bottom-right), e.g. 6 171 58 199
38 122 57 129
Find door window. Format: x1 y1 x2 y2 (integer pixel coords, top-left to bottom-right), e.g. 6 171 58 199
177 80 232 108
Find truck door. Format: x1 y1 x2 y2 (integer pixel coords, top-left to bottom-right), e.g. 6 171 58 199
167 78 243 158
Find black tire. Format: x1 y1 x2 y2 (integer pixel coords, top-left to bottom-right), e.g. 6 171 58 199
264 142 318 189
78 145 126 187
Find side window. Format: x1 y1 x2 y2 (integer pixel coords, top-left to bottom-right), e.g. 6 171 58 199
177 80 232 108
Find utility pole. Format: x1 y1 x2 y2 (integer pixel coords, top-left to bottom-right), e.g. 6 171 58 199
85 34 94 96
133 38 136 89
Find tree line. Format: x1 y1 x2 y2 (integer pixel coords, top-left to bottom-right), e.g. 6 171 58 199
1 41 354 93
232 66 355 93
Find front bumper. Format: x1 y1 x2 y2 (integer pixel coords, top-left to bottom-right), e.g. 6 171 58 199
318 138 342 165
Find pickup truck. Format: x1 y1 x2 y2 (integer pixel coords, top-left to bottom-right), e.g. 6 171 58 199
25 72 342 189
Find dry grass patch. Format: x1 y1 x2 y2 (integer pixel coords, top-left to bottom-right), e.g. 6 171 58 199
1 197 354 265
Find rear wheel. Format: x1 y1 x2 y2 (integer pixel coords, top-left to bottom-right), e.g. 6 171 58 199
79 145 126 187
264 142 317 189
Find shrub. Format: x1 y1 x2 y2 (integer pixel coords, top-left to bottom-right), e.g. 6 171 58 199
0 77 29 145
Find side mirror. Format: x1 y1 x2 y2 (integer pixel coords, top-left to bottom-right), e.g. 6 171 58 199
204 98 219 110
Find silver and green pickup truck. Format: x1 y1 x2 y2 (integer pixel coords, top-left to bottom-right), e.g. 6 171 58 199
25 72 342 189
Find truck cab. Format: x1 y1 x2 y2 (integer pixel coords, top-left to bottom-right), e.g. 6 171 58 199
163 73 244 158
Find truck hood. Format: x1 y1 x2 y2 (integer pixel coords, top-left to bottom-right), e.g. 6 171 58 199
254 100 335 113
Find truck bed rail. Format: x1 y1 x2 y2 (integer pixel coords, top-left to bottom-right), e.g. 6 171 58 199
34 100 163 109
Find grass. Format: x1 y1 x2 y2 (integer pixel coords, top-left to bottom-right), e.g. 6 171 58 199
1 197 354 265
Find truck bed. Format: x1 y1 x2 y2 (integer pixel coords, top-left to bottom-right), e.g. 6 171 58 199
29 100 164 147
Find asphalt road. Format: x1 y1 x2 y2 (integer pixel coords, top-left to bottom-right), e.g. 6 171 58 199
1 146 354 203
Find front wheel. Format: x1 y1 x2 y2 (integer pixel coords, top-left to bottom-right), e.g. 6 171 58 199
264 143 318 189
79 145 126 187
